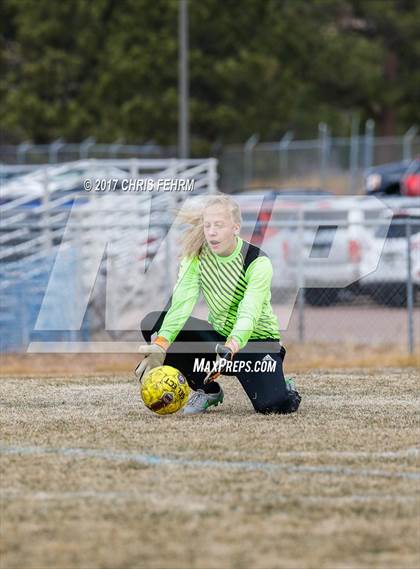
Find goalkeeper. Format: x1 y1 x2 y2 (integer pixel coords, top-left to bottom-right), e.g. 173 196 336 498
135 194 301 416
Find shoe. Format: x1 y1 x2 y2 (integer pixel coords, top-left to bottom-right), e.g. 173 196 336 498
285 377 296 392
285 377 301 412
182 387 224 415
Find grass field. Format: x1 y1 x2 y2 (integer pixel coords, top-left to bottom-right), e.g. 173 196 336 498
1 367 419 569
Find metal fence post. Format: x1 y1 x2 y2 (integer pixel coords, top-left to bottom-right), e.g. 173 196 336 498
49 138 65 164
364 119 375 169
406 221 414 354
349 114 360 194
80 137 96 160
130 158 139 179
208 157 218 194
278 131 293 180
244 134 259 188
297 208 305 343
17 141 32 165
318 122 330 189
403 126 418 161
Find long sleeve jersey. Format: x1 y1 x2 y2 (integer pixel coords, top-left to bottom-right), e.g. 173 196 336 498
157 236 281 350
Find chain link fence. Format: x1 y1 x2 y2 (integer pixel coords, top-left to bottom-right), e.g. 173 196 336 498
218 125 420 193
0 141 177 166
235 204 420 353
1 154 419 353
2 125 419 194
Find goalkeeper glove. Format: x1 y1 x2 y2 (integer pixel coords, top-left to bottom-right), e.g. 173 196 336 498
203 343 234 384
134 336 168 381
215 343 234 366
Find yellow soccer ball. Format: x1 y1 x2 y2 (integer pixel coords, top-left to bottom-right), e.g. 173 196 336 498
140 365 190 415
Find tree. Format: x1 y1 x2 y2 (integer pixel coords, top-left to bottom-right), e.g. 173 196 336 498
1 0 418 148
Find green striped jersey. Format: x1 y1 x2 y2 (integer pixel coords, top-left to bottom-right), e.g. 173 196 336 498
158 236 281 349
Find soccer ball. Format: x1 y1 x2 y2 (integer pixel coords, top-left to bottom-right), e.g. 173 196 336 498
140 365 190 415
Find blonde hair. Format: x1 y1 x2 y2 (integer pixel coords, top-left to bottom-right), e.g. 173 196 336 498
175 194 242 259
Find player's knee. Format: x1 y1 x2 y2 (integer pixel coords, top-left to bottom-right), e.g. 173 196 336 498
253 391 301 415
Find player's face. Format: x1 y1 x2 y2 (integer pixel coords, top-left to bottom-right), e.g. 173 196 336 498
203 205 240 256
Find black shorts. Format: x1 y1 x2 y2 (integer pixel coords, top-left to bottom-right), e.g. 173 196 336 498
141 311 301 415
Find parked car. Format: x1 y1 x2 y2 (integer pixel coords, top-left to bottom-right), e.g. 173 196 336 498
365 158 420 196
231 192 420 307
232 187 334 200
411 232 420 289
359 209 420 306
401 160 420 196
233 188 335 248
235 193 394 305
233 189 333 298
278 197 382 305
233 191 292 295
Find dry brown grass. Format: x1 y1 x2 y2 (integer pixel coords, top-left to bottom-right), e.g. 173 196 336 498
0 353 140 376
285 343 420 371
1 368 419 569
1 343 419 376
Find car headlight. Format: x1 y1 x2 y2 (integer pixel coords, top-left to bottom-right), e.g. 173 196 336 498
366 173 382 191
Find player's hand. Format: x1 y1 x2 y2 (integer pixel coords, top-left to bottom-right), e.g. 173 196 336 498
135 342 167 382
204 344 235 385
215 343 234 370
203 344 234 385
